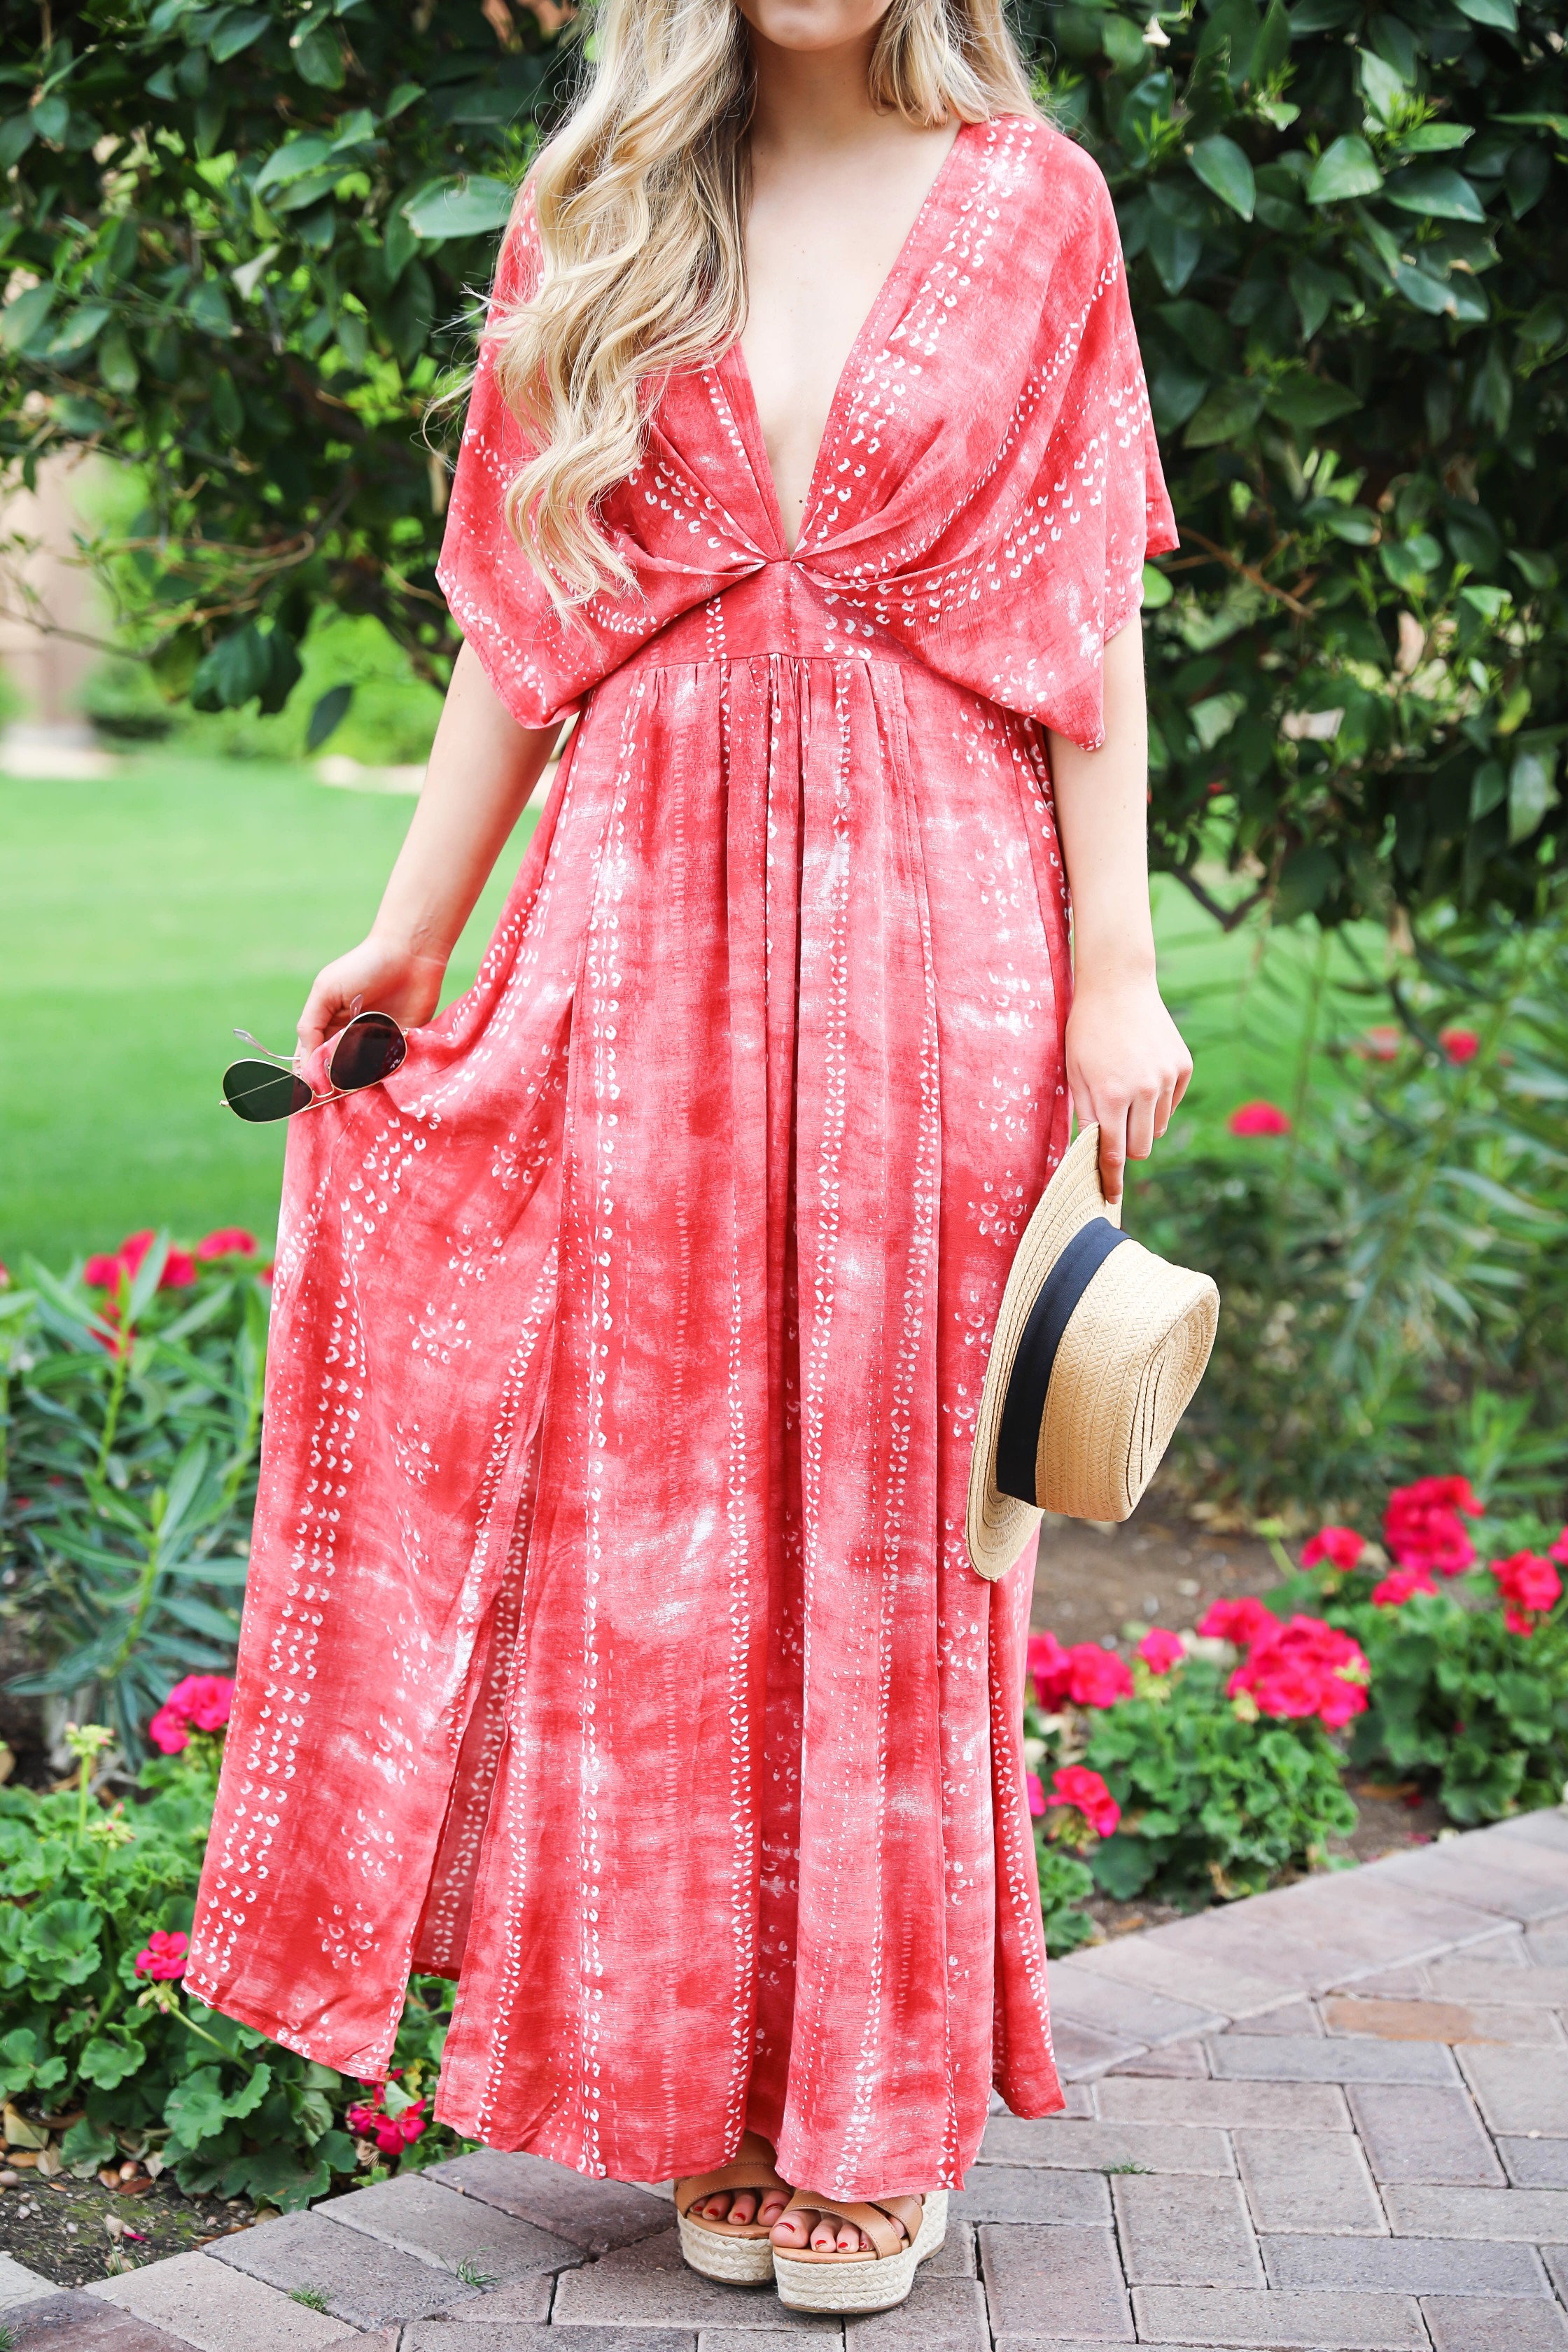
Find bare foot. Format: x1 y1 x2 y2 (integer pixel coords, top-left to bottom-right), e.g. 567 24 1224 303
696 2182 791 2230
694 2135 790 2232
771 2198 919 2255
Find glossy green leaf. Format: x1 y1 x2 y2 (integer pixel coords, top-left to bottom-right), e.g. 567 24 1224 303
402 176 516 241
1387 166 1486 222
0 284 53 352
1188 135 1256 219
209 8 270 59
1454 0 1517 28
1183 377 1267 446
1308 135 1384 204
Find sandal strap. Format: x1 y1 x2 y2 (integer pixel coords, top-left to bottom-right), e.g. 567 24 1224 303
779 2189 923 2260
675 2132 785 2219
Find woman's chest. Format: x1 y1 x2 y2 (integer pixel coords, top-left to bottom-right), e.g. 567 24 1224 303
736 129 959 552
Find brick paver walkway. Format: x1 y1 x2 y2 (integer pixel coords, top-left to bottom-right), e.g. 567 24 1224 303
7 1812 1568 2349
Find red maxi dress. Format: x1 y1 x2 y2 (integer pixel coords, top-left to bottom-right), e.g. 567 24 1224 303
188 111 1176 2199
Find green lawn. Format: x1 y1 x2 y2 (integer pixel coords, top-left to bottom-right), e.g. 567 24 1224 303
0 755 536 1268
0 749 1376 1270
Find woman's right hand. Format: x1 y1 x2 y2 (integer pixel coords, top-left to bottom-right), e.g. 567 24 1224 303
296 934 449 1060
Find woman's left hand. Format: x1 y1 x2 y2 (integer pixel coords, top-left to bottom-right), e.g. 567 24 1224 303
1065 974 1193 1210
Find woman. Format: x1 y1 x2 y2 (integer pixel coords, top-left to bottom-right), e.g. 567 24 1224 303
188 0 1190 2316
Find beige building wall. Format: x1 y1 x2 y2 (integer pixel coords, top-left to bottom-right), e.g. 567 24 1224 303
0 453 104 733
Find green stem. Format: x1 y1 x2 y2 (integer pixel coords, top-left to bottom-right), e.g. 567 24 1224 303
168 2002 230 2054
102 1508 165 1687
94 1273 132 1478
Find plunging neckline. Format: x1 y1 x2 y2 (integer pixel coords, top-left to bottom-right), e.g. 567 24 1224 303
725 120 972 560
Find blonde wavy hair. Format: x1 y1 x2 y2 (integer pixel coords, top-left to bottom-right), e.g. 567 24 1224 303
490 0 1037 607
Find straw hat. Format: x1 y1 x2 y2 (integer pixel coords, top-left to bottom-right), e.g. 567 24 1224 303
966 1125 1219 1580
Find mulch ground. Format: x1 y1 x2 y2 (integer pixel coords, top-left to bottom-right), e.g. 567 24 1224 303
0 2172 253 2289
1030 1481 1450 1933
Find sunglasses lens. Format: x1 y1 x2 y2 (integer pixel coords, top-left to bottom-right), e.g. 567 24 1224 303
223 1060 314 1124
329 1011 407 1093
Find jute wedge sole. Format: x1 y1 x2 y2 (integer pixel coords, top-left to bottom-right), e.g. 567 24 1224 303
673 2130 790 2288
772 2188 947 2314
675 2207 777 2286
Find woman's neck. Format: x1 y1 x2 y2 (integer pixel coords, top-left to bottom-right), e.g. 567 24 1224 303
746 26 888 164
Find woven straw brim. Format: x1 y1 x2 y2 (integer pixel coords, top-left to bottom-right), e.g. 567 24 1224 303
965 1127 1219 1578
966 1128 1109 1580
1035 1243 1218 1524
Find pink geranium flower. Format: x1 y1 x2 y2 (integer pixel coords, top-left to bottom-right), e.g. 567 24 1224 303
1228 1101 1292 1136
1383 1476 1483 1576
1548 1527 1568 1569
164 1675 234 1732
1227 1614 1370 1730
1372 1565 1437 1609
1026 1631 1072 1711
195 1228 256 1260
1439 1028 1480 1064
1355 1026 1402 1063
1198 1595 1278 1651
1137 1628 1185 1674
1050 1764 1121 1839
149 1674 235 1753
84 1233 196 1292
346 2080 428 2157
1063 1642 1135 1709
134 1930 188 1982
1026 1770 1046 1817
1492 1552 1562 1638
1302 1525 1366 1574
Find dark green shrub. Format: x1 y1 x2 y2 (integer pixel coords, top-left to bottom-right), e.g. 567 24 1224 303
0 1733 464 2209
2 3 1564 916
1 1238 264 1758
1082 1657 1359 1906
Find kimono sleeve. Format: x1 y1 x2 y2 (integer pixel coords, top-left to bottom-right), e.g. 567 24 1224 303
434 199 584 730
994 162 1177 747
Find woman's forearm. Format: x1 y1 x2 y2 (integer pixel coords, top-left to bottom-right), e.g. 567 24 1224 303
295 640 562 1053
372 638 562 963
1049 620 1156 991
1047 617 1191 1202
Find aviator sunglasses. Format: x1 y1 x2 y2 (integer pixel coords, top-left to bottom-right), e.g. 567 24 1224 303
221 1003 407 1124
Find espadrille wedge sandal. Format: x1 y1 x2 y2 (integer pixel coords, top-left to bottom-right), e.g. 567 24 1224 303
674 2132 792 2286
771 2188 947 2314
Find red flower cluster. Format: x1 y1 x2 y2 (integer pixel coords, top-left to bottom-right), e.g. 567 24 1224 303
1372 1564 1437 1609
1301 1525 1366 1574
1439 1027 1480 1064
134 1930 188 1982
149 1674 235 1756
1228 1614 1371 1730
1383 1475 1483 1576
1356 1026 1403 1063
1492 1552 1563 1639
195 1228 256 1260
345 2078 429 2157
1027 1633 1134 1711
1228 1100 1292 1137
1198 1595 1278 1650
85 1231 196 1293
1136 1628 1185 1674
1200 1599 1368 1729
1049 1765 1121 1838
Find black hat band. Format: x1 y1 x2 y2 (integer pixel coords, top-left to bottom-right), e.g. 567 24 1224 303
994 1217 1132 1506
